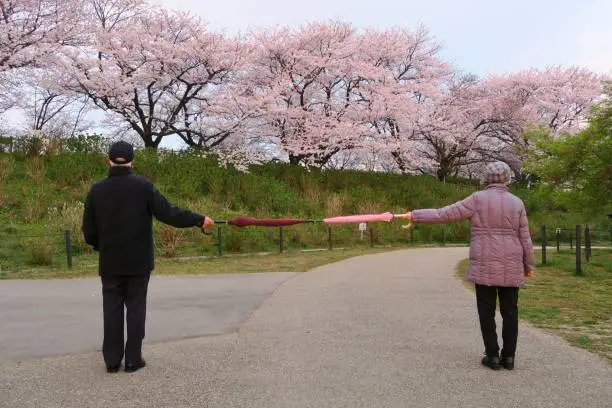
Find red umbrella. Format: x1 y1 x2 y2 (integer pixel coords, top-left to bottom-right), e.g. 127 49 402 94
220 216 317 228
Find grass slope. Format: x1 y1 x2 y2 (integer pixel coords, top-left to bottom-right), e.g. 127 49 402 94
1 149 609 271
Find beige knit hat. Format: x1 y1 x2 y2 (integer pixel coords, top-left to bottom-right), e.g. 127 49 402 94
483 162 512 185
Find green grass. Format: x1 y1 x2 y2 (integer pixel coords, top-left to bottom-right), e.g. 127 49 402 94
2 149 610 272
0 245 407 280
456 249 612 362
0 150 476 271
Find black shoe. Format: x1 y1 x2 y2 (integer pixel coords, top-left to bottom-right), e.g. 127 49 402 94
501 356 514 370
481 355 502 370
125 359 146 373
106 364 120 373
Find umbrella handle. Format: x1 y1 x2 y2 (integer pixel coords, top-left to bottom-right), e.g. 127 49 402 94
393 212 413 230
199 220 227 235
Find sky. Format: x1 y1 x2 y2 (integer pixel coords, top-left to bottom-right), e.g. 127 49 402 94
152 0 612 76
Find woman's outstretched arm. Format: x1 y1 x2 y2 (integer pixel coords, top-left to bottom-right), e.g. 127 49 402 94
411 194 478 224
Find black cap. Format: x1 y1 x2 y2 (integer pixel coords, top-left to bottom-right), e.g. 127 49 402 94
108 141 134 164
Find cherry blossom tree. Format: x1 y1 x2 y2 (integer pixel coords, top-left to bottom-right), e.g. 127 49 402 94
404 74 487 181
471 66 605 181
359 25 453 174
1 0 605 175
6 68 91 138
410 66 606 182
247 21 376 167
85 0 146 33
0 0 86 112
0 0 83 71
60 6 256 156
247 22 452 169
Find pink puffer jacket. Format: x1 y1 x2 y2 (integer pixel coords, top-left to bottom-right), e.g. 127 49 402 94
411 183 535 287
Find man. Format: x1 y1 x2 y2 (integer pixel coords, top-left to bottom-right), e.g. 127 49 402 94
82 140 214 373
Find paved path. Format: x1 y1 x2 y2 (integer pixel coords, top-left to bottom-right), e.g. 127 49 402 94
0 273 297 363
1 248 611 408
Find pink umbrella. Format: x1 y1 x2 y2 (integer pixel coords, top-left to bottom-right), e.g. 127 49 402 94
323 212 394 224
323 212 412 228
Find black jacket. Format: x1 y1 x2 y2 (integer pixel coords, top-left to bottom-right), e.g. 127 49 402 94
82 166 206 276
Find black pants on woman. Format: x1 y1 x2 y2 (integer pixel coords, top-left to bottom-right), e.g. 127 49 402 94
475 284 519 359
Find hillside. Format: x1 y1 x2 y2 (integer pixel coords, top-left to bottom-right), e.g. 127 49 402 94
0 150 608 271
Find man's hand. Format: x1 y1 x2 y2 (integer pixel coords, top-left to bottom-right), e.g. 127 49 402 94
525 270 535 278
202 216 215 229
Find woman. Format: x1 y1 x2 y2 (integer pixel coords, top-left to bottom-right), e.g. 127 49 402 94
405 162 535 371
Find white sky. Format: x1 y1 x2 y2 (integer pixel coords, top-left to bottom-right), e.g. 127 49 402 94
152 0 612 76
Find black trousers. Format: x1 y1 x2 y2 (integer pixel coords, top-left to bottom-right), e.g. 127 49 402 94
101 275 150 366
475 284 519 359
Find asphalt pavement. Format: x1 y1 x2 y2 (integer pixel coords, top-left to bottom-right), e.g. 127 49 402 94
1 248 610 408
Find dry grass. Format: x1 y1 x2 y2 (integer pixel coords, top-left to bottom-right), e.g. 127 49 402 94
0 155 15 207
157 225 185 258
324 193 346 216
24 156 45 181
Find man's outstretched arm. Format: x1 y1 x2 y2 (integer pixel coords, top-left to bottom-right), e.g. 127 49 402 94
149 185 208 228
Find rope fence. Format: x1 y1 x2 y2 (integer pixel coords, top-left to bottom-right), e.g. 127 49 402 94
536 224 612 276
2 221 610 273
1 221 472 272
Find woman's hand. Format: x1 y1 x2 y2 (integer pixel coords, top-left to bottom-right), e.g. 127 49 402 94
392 211 413 230
525 270 535 278
394 212 413 221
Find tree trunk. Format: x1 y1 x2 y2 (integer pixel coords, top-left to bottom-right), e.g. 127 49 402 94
140 131 158 150
142 138 157 149
436 160 453 182
391 151 409 174
288 154 302 165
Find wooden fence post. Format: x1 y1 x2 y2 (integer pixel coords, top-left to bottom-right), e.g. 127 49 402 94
576 225 582 276
585 226 591 262
216 227 223 257
64 230 73 269
541 225 547 265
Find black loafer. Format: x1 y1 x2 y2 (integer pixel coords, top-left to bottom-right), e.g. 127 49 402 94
481 355 502 370
106 364 120 373
501 357 514 370
125 359 146 373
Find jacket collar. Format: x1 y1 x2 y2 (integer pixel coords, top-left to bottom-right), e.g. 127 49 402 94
484 183 509 191
108 166 134 178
